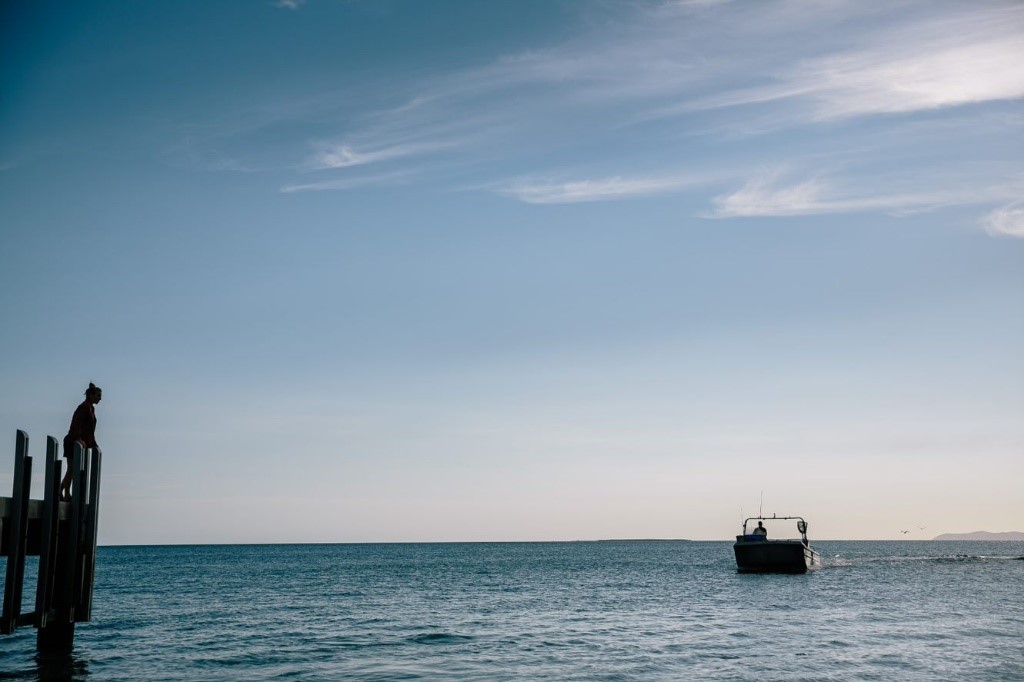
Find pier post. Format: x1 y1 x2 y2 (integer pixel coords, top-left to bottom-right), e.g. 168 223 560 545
34 437 61 630
37 443 85 652
79 446 102 621
1 431 31 635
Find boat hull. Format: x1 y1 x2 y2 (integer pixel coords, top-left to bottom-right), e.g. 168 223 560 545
733 539 819 573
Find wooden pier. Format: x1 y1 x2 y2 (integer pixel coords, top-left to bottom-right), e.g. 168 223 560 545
0 430 102 652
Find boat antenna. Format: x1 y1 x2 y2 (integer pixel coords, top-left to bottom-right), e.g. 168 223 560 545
759 490 764 518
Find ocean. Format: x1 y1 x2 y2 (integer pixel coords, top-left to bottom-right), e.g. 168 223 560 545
2 541 1022 680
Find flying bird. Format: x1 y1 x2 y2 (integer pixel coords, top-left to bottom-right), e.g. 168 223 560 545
899 530 910 534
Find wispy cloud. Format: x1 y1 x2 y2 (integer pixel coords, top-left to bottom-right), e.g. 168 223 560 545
982 202 1024 239
280 169 417 193
709 174 833 217
306 143 414 170
707 171 1024 220
305 140 458 170
273 0 304 10
803 34 1024 120
499 174 703 204
333 2 1021 184
180 0 1023 231
646 4 1024 124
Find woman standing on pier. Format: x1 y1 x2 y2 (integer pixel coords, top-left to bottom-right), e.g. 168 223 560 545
61 382 102 500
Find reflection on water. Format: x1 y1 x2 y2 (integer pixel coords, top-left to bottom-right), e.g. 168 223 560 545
0 648 89 682
34 651 89 682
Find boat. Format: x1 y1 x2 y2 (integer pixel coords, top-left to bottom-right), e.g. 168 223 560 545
733 515 820 573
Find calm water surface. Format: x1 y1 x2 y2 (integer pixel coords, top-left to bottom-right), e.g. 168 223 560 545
2 541 1022 680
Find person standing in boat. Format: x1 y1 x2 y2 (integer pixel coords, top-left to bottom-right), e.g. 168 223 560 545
752 521 768 538
61 382 102 500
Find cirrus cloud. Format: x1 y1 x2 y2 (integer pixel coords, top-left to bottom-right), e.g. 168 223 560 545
983 203 1024 238
499 174 704 204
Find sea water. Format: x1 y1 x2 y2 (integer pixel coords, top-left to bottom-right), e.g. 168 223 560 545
1 541 1022 680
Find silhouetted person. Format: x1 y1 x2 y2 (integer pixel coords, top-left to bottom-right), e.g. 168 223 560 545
752 521 767 539
61 383 102 500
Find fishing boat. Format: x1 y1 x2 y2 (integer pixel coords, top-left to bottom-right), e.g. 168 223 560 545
733 515 820 573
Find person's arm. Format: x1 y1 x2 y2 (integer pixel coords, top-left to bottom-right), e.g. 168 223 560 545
85 407 97 448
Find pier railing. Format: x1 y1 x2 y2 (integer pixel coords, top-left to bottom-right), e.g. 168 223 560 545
0 430 102 651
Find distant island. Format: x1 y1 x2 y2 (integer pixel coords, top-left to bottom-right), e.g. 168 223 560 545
932 531 1024 541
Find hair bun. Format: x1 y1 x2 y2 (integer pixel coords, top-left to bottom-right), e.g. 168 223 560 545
88 382 96 389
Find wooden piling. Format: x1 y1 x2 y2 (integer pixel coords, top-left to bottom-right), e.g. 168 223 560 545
1 430 31 634
79 447 102 621
67 444 85 619
34 437 60 630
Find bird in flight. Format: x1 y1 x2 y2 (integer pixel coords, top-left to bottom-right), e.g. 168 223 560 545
899 529 910 534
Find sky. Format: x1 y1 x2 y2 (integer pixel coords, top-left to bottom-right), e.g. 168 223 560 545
1 0 1022 545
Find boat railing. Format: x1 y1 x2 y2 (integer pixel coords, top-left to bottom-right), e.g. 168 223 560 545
739 515 811 544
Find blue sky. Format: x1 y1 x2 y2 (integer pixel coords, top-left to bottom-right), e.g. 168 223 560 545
1 0 1022 544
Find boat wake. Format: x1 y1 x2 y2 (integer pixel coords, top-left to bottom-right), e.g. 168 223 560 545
823 554 1024 568
819 555 854 569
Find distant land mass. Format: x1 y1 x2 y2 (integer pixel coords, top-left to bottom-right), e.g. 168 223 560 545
593 539 691 542
932 531 1024 541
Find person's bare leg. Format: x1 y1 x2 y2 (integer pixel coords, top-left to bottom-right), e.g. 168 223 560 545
60 465 73 500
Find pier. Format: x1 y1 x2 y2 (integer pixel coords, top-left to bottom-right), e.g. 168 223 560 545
1 430 102 652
